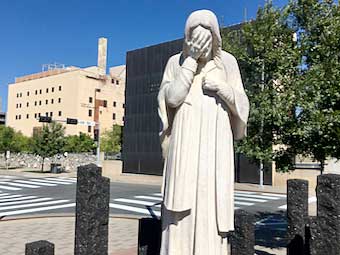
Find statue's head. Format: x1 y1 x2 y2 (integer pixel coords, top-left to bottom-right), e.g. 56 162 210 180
183 10 222 63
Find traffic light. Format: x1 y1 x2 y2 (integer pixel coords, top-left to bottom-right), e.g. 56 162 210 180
94 129 99 142
39 116 52 123
66 118 78 125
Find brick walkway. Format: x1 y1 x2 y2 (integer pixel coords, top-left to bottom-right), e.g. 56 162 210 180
0 216 138 255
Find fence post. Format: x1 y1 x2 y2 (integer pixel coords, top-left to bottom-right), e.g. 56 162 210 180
230 209 255 255
286 179 308 255
74 164 110 255
313 174 340 253
138 218 161 255
25 240 54 255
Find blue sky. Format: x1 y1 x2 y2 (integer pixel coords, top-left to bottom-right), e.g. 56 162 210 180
0 0 287 111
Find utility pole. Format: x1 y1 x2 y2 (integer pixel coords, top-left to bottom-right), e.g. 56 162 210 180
259 61 265 188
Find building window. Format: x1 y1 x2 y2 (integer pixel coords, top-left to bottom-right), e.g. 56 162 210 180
111 79 115 84
51 99 54 104
58 98 61 103
116 80 119 85
35 101 37 106
45 112 48 117
112 113 116 120
122 116 124 121
52 87 54 92
39 101 42 105
59 86 62 91
39 89 42 94
89 97 93 103
38 113 41 117
15 115 17 120
58 111 62 116
46 100 48 105
26 102 29 107
46 88 49 93
16 93 19 98
27 91 30 96
19 103 22 108
26 114 29 119
113 101 116 107
19 115 21 120
88 109 92 117
103 100 107 107
122 103 125 108
34 113 37 118
88 126 91 133
50 112 53 117
16 104 18 108
35 90 38 95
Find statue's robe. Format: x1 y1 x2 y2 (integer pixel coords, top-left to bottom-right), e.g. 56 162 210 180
158 51 249 255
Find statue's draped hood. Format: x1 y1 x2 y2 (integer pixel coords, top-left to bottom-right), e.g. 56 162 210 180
183 10 223 67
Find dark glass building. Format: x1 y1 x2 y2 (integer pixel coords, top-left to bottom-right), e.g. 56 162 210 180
123 26 272 184
123 39 183 175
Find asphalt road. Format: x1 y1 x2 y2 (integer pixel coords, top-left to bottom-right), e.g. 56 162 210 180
0 174 288 220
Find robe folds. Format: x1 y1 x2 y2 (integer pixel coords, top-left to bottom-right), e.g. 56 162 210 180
157 9 249 255
158 52 249 254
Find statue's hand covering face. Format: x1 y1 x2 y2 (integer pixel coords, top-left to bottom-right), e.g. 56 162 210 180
187 25 213 61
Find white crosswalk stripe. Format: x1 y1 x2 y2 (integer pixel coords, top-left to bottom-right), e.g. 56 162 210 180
278 196 315 210
0 193 75 217
0 177 77 191
109 191 286 216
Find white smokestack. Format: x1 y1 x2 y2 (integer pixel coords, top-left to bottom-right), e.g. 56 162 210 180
97 37 107 74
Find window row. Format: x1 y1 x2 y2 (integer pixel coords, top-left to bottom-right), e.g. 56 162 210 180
15 111 62 120
16 98 62 108
88 97 124 108
111 79 120 85
16 86 62 98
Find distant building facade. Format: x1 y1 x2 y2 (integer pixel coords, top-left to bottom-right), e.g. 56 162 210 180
0 112 5 125
7 38 125 137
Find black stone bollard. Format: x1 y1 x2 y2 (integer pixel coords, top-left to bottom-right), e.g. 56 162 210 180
74 164 110 255
305 216 330 255
314 174 340 253
138 218 162 255
286 179 309 255
230 209 255 255
25 240 54 255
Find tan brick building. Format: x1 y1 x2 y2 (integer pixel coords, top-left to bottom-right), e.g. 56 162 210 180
7 38 125 137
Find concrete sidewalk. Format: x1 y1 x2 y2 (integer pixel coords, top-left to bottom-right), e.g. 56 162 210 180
0 215 285 255
0 216 138 255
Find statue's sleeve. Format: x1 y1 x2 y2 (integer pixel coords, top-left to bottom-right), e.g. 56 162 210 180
163 56 198 108
219 53 249 140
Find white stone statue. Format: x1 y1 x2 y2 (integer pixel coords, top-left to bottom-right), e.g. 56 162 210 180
158 9 249 255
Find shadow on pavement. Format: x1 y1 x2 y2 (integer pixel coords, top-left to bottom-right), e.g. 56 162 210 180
255 211 287 249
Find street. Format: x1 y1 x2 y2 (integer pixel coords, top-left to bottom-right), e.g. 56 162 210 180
0 174 289 219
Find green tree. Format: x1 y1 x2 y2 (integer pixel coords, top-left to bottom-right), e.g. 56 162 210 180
32 122 65 172
64 133 96 153
286 0 340 172
222 1 300 173
0 126 32 154
100 125 122 153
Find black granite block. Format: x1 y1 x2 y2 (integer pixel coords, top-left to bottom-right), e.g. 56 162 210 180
231 209 255 255
287 179 309 255
74 164 110 255
25 240 54 255
315 174 340 253
138 218 161 255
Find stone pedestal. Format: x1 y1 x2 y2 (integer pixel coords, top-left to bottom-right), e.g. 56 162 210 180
138 218 161 255
287 179 308 255
231 210 255 255
25 240 54 255
74 164 110 255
